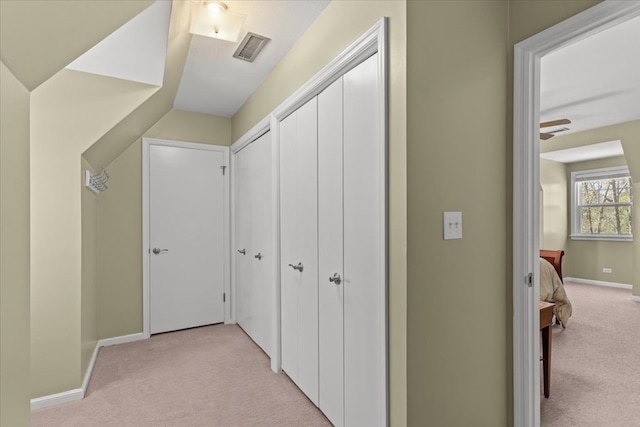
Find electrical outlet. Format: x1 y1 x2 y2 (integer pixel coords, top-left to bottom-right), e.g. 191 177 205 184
602 268 612 274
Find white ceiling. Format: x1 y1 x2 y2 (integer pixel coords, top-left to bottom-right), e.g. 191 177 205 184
540 15 640 137
66 1 171 87
64 0 329 118
173 0 330 117
540 140 624 163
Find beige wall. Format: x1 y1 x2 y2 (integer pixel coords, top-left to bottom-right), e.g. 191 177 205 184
81 157 98 377
30 70 157 398
0 60 31 427
540 159 568 250
231 1 407 424
407 2 509 425
544 120 639 293
97 109 231 339
564 156 633 284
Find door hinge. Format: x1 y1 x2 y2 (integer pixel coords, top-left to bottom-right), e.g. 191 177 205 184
223 293 226 302
526 273 533 288
221 165 227 176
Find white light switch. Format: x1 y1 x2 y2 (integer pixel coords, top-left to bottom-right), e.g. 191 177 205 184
443 211 462 240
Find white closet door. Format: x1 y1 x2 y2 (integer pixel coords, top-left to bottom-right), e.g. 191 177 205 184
280 98 319 404
280 111 298 381
234 132 273 356
343 53 384 426
235 143 253 338
251 132 272 355
318 77 345 427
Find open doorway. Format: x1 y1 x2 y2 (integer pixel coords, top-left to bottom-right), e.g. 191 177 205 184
512 2 640 426
538 15 639 424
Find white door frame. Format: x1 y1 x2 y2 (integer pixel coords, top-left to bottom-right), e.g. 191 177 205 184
142 137 231 338
512 2 640 425
230 18 388 420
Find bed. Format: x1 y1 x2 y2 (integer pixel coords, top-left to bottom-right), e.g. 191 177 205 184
539 249 572 327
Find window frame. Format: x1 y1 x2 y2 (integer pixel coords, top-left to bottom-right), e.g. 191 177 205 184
570 165 633 241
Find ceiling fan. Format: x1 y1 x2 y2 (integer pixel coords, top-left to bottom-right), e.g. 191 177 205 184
540 119 571 140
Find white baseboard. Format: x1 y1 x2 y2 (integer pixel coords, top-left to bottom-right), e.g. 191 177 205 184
31 332 147 411
31 388 84 410
631 295 640 303
564 277 632 290
81 342 101 393
97 332 146 347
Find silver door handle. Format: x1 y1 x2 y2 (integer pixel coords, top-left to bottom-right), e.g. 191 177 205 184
254 252 263 260
329 273 342 285
152 248 169 255
237 249 246 255
288 262 304 272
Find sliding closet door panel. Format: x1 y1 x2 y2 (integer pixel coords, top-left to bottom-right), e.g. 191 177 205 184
343 53 384 426
252 132 272 356
318 77 345 427
295 98 319 405
280 112 299 381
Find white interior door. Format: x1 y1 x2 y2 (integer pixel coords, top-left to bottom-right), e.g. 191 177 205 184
318 76 345 427
280 98 319 404
343 53 384 426
149 144 226 334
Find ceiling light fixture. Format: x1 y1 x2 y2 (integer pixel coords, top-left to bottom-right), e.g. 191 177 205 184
190 1 246 43
204 1 227 13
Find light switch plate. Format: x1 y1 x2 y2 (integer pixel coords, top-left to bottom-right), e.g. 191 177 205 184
443 211 462 240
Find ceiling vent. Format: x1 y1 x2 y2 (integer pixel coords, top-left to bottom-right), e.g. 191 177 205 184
233 32 270 63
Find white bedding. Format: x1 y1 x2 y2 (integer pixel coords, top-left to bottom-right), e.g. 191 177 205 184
539 257 572 327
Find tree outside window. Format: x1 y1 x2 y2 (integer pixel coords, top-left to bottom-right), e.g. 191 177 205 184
572 166 633 240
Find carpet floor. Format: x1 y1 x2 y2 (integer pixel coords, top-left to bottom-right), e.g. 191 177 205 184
541 282 640 426
32 324 331 427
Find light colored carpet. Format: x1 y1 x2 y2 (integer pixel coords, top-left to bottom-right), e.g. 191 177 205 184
541 282 640 426
32 324 331 427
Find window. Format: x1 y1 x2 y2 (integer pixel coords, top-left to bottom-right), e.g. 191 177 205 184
571 166 633 240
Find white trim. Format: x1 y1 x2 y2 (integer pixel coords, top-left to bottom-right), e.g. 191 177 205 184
631 295 640 303
271 20 382 122
513 2 640 426
31 332 148 411
81 343 100 393
570 165 632 240
269 115 281 374
142 138 232 335
229 146 238 324
231 116 270 154
31 388 84 410
564 277 632 290
97 332 147 347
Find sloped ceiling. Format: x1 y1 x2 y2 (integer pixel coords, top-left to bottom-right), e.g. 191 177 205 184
540 15 640 137
82 0 193 168
0 0 154 90
66 1 172 87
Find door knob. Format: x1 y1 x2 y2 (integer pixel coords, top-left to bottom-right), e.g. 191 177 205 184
237 249 246 255
329 273 342 285
254 252 263 260
152 248 169 255
288 262 304 272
